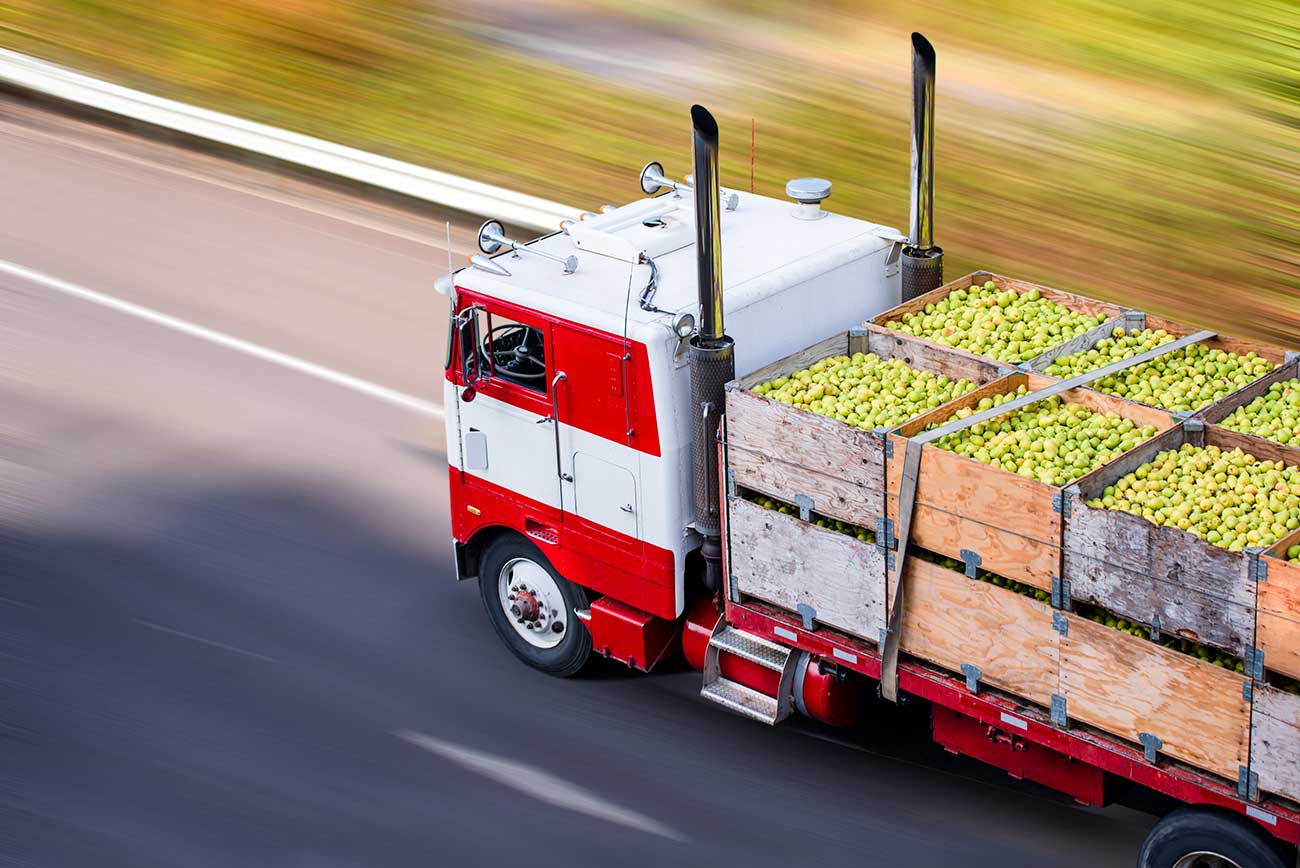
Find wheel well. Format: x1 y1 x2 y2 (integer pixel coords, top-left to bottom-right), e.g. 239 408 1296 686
456 525 520 581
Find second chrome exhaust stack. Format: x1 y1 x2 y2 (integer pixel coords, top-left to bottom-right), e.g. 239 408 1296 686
687 104 734 593
902 32 944 300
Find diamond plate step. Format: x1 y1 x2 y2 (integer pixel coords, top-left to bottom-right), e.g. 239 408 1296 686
701 677 781 724
709 626 793 672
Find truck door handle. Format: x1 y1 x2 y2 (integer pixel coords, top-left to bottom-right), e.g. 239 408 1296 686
620 504 634 513
550 372 572 482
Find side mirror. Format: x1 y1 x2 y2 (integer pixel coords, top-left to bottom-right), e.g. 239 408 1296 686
456 305 487 387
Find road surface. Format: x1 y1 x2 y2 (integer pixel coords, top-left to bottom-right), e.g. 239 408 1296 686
0 95 1157 867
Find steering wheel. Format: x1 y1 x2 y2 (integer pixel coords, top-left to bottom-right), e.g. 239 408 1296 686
483 323 546 382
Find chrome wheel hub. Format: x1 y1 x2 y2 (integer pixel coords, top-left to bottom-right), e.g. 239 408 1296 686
498 557 566 649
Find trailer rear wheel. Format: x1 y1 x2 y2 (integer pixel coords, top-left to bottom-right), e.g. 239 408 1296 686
478 535 591 677
1138 807 1286 868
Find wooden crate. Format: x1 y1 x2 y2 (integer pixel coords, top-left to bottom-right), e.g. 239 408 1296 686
728 496 887 644
887 371 1178 591
1251 684 1300 805
725 326 1002 531
894 556 1060 707
1064 424 1300 659
1031 313 1288 414
871 270 1125 369
1059 612 1251 780
1261 530 1300 682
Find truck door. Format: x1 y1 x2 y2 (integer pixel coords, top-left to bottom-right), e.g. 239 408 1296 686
452 298 562 513
551 324 643 550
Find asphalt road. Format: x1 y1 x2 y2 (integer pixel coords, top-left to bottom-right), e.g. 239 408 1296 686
0 96 1158 867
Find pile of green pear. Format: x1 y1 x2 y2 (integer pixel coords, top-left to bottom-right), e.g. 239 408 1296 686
752 352 976 431
1085 444 1300 552
1220 378 1300 447
881 280 1109 363
930 387 1160 486
1288 544 1300 563
1065 341 1273 413
1043 326 1176 378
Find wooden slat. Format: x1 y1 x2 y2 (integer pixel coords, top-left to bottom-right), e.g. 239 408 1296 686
896 557 1060 707
728 497 886 642
1060 613 1250 779
1209 423 1300 468
860 324 1006 387
1260 543 1300 681
725 387 886 529
1251 685 1300 805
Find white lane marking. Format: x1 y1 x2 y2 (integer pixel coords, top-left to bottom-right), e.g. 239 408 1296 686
395 729 686 842
135 618 277 663
0 259 443 420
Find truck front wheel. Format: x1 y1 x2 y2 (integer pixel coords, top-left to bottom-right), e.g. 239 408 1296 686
1137 807 1287 868
477 535 592 677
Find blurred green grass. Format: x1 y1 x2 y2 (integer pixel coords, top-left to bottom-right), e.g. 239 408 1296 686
3 0 1297 345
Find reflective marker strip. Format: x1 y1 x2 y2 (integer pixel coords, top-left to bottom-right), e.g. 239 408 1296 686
999 712 1029 731
1246 806 1277 826
832 647 858 664
773 626 798 642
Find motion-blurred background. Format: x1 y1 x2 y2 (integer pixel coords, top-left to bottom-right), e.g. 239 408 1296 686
6 0 1299 341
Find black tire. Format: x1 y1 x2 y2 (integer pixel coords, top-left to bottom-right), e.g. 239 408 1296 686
477 535 592 677
1138 807 1287 868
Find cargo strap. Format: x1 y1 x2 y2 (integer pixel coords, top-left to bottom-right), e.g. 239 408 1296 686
878 328 1215 702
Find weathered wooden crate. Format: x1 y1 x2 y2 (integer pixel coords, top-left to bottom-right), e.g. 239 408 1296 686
886 371 1178 591
725 326 1003 531
871 270 1125 369
1260 531 1300 682
1064 423 1300 659
894 555 1060 707
1030 313 1288 414
728 496 887 644
1251 684 1300 805
1059 611 1252 781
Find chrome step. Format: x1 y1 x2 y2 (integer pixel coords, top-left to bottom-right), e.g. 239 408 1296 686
709 626 793 672
700 624 800 725
701 677 781 724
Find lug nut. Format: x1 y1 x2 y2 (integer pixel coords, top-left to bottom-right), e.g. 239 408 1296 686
552 622 564 633
510 605 521 617
507 594 516 601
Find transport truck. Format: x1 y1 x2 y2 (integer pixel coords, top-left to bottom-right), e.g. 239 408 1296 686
436 33 1300 868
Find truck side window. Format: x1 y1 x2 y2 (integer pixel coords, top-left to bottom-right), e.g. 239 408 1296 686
481 312 547 393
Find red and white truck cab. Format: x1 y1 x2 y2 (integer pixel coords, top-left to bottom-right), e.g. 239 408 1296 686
443 159 902 670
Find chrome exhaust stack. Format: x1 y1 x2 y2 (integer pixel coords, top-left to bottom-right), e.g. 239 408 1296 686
902 32 944 300
687 104 734 592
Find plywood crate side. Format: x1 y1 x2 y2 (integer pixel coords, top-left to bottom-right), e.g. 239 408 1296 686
1060 613 1250 780
1198 358 1299 426
1251 685 1300 805
1260 534 1300 681
860 323 1007 387
734 332 854 390
871 272 1124 370
895 556 1060 707
1208 423 1300 469
1063 490 1256 657
726 386 886 529
728 497 886 643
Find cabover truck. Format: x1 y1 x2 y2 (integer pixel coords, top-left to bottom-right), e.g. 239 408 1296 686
436 33 1300 868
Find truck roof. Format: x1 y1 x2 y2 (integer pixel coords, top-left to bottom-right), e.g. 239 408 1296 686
454 188 900 342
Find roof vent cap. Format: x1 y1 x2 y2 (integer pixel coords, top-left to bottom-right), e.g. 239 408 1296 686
786 178 832 220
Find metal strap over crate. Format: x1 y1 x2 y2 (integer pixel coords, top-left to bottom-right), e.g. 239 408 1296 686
878 328 1216 702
